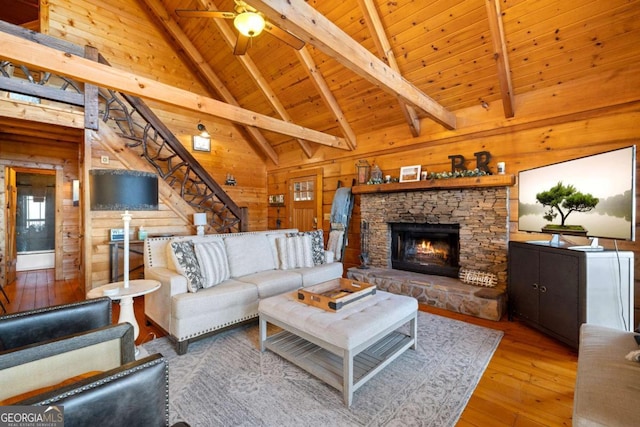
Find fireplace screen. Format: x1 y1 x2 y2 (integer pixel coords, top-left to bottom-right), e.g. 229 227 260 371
390 223 460 277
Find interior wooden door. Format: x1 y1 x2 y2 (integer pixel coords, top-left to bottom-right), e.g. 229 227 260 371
287 169 323 232
4 167 17 285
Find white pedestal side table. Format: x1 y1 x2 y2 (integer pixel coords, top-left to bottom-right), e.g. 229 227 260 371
87 279 160 343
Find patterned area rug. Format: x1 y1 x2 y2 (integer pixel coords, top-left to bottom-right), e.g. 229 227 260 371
142 311 503 426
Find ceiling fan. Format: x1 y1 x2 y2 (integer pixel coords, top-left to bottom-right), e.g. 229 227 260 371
175 1 305 55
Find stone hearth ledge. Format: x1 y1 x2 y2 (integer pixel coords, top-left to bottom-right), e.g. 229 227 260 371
347 267 506 321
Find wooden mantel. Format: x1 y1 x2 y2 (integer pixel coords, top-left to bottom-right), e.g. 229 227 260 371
351 174 515 194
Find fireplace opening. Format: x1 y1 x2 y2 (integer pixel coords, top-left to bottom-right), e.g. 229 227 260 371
390 223 460 277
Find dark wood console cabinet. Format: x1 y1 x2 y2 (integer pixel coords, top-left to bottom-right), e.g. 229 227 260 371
508 241 634 348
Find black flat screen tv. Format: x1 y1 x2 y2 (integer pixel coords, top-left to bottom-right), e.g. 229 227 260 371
518 146 636 242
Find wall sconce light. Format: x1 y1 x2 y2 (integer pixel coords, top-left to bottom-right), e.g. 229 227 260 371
197 123 209 137
72 179 80 206
193 212 207 236
193 124 211 152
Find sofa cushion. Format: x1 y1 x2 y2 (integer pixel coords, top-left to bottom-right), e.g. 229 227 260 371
172 279 259 317
237 269 303 299
194 241 230 288
224 234 276 277
296 262 345 287
288 230 325 265
276 235 314 269
170 241 205 293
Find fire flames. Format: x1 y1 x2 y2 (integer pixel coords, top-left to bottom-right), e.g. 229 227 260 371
413 240 449 264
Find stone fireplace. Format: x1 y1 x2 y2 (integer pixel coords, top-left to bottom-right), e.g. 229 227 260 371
348 178 512 321
360 186 509 282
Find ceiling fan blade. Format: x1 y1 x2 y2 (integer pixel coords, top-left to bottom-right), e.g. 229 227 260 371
234 34 250 55
263 21 305 50
175 10 236 19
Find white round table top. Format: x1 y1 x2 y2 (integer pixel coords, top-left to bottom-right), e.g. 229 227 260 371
87 279 161 300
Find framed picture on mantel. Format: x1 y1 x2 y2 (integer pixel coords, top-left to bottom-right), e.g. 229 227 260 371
399 165 421 182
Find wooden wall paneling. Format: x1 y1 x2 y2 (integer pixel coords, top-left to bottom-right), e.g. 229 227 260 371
48 0 210 95
0 102 85 129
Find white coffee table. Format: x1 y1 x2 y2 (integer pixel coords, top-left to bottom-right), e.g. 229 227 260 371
259 289 417 406
87 279 160 342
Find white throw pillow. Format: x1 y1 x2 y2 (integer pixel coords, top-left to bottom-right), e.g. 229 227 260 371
276 235 314 269
194 241 230 288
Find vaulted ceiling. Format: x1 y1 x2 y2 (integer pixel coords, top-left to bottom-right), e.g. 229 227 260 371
2 0 639 164
138 0 639 162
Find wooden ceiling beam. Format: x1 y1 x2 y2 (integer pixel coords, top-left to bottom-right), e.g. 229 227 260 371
486 0 515 118
249 0 456 130
295 46 357 150
0 31 348 149
357 0 421 137
139 0 279 164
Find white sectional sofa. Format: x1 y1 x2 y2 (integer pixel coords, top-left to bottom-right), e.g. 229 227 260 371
143 229 343 354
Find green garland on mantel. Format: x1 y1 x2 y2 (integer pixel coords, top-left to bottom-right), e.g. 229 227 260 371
365 168 492 185
428 168 491 179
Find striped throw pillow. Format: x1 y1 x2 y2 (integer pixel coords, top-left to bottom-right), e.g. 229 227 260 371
276 235 314 269
194 241 230 288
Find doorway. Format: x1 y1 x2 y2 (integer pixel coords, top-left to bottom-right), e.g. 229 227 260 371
287 168 323 232
9 169 56 273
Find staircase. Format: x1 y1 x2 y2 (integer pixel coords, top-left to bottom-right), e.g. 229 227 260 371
0 20 246 234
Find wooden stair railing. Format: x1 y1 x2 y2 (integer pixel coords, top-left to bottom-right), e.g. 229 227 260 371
0 20 246 233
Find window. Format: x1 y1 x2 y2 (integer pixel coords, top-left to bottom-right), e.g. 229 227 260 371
293 180 314 201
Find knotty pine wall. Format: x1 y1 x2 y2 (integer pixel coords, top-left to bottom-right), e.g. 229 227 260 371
267 69 640 319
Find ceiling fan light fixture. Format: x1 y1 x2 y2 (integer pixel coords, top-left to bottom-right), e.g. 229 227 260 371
234 12 265 37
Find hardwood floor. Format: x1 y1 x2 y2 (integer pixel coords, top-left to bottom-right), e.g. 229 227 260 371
2 270 577 426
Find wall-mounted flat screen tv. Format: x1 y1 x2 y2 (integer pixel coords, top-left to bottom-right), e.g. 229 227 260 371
518 146 636 242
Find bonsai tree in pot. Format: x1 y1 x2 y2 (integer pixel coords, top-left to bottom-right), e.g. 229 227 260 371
536 182 599 235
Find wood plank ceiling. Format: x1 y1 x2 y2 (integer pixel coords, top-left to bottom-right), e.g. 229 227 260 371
2 0 640 163
142 0 640 162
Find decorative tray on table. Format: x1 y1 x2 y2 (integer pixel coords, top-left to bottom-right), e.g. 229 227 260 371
297 278 376 312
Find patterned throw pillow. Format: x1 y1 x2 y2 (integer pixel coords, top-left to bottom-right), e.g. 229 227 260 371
276 235 314 269
194 241 230 288
458 268 497 288
170 241 205 293
287 230 325 265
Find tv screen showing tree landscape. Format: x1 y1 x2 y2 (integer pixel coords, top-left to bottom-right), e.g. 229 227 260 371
518 146 636 241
